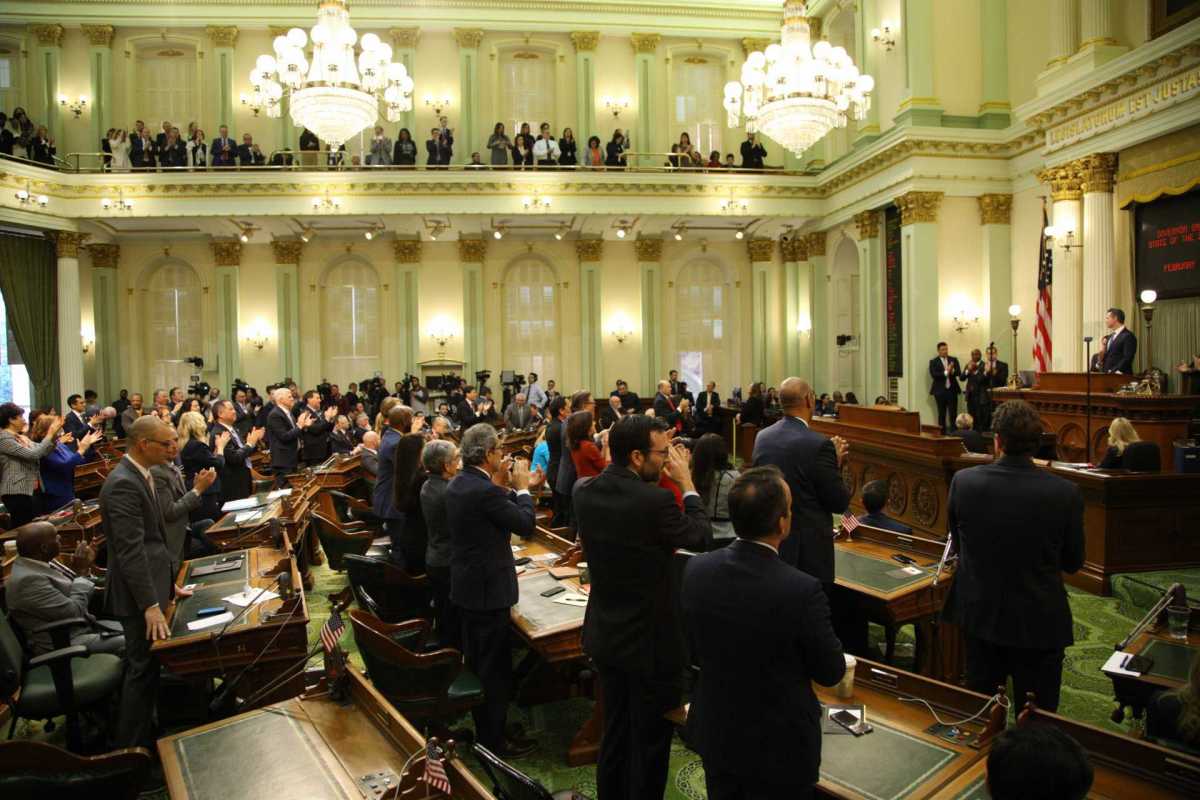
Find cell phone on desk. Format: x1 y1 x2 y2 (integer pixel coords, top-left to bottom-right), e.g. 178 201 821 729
514 557 532 566
540 586 566 598
830 709 873 736
891 554 918 567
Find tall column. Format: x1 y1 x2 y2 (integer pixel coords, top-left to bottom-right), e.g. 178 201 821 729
1047 0 1079 68
271 240 303 381
206 26 238 130
978 194 1014 353
895 191 943 423
781 236 809 378
636 238 663 396
854 2 881 143
631 34 660 166
389 28 420 141
83 25 115 157
1079 154 1117 345
1038 165 1084 371
1079 0 1115 50
806 232 831 394
454 29 483 166
459 238 486 375
577 239 604 394
54 232 87 405
88 243 121 403
571 32 599 145
29 25 64 146
393 240 421 377
896 0 942 126
210 241 242 395
855 211 886 402
749 239 774 382
978 0 1009 128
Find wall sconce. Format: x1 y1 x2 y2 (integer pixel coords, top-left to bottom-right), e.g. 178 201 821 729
949 295 980 334
240 92 264 117
672 224 686 242
15 182 48 208
243 318 270 351
797 315 812 334
424 95 452 116
608 313 635 343
1043 224 1078 252
58 94 88 119
871 21 898 51
492 226 505 240
602 96 631 118
312 192 342 212
100 190 133 213
719 194 749 214
236 223 258 243
81 333 94 354
522 193 552 211
428 316 456 359
363 222 385 241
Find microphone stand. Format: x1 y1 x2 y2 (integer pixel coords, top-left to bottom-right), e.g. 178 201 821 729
1084 336 1094 463
1117 582 1187 651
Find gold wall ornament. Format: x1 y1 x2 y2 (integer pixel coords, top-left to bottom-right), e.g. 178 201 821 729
895 191 944 225
575 238 603 262
268 26 290 38
570 31 600 53
393 239 422 263
50 232 88 258
780 236 808 262
512 51 541 60
81 25 115 48
854 210 881 240
977 194 1013 225
210 240 242 266
30 24 64 47
741 38 771 58
454 28 485 49
271 239 303 265
157 50 185 58
683 56 709 64
87 243 120 268
804 231 827 257
389 27 420 50
747 238 775 262
1037 164 1083 201
631 33 661 54
458 237 487 263
634 238 663 262
205 26 238 48
1075 153 1118 194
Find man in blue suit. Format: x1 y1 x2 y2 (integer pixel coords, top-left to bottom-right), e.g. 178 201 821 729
211 124 237 167
857 479 912 534
1100 307 1138 374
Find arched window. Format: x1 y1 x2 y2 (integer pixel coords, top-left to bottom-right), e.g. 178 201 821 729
502 259 558 383
321 258 381 385
671 55 724 157
498 49 556 136
144 260 202 392
135 43 199 126
675 260 729 391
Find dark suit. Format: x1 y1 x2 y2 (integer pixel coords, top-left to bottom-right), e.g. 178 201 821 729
598 404 623 431
695 390 720 433
211 136 237 167
130 135 156 168
951 428 989 454
1102 327 1137 374
298 407 332 466
682 540 844 797
360 447 379 478
858 511 912 534
150 463 202 564
233 403 254 441
611 390 640 413
180 438 224 521
446 467 535 749
573 465 711 800
929 355 963 433
739 139 767 169
266 405 302 486
942 456 1084 711
214 423 255 504
653 392 679 428
236 143 265 166
546 416 567 525
456 398 480 429
503 403 537 430
100 457 174 747
64 410 90 440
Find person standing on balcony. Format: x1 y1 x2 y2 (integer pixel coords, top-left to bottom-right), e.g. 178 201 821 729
393 128 418 166
533 122 560 167
487 122 511 166
435 115 454 165
186 128 207 169
740 131 767 169
678 132 703 168
154 120 172 154
605 129 628 168
109 129 132 172
513 133 533 170
299 127 320 167
559 127 578 167
131 124 156 170
583 135 605 168
237 133 265 167
367 125 392 166
160 128 186 169
30 125 55 166
211 125 236 168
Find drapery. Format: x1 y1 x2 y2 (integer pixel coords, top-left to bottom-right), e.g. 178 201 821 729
0 232 58 408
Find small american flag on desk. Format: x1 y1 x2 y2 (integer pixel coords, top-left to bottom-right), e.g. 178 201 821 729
320 608 345 653
841 513 860 534
424 739 452 794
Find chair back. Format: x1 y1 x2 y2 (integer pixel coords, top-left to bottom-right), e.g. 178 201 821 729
0 611 26 699
1123 441 1161 472
347 609 461 710
344 554 432 623
472 743 553 800
311 512 373 571
0 741 152 800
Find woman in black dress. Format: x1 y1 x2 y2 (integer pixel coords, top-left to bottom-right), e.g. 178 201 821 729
558 127 578 167
393 128 418 166
605 129 627 168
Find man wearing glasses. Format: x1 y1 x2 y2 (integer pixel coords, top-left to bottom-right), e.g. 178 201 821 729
101 415 193 748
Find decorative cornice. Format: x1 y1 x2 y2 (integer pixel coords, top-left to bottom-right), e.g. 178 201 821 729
853 210 880 240
803 231 826 257
454 28 485 49
575 238 603 262
87 243 120 268
741 38 771 58
570 31 600 53
50 231 88 258
634 237 663 262
895 191 944 225
210 240 242 266
1037 164 1083 201
458 237 487 262
271 239 303 264
81 25 114 48
780 236 808 262
29 24 64 47
206 26 239 48
747 238 774 262
631 33 661 54
977 194 1013 225
1075 153 1117 194
393 239 422 263
267 26 290 38
389 27 420 49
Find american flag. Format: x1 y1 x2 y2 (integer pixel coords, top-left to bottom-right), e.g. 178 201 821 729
423 739 452 794
841 513 860 534
320 609 345 654
1033 204 1054 373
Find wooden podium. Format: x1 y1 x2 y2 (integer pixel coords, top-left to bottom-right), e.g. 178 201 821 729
992 372 1199 471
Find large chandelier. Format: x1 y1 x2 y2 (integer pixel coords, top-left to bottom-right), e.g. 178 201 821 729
251 0 415 148
724 0 873 156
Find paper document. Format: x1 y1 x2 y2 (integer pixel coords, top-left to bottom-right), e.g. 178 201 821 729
234 508 265 525
268 489 292 500
1102 650 1142 677
222 589 280 608
187 611 235 631
552 592 589 607
221 496 263 513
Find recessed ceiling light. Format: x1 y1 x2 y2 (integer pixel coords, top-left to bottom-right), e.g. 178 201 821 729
493 228 503 240
616 227 627 239
735 230 744 240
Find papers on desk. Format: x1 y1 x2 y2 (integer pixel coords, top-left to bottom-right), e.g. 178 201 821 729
220 489 291 513
552 592 588 607
234 508 266 525
222 589 280 608
187 611 235 631
1103 650 1143 677
530 553 558 564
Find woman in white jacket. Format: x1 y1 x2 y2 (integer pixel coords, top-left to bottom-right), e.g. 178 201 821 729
108 129 132 172
187 128 208 170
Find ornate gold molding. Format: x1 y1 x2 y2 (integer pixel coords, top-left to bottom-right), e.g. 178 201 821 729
267 26 290 38
206 26 239 48
631 33 661 54
895 191 944 225
29 24 64 47
570 31 600 53
804 231 826 257
634 238 663 262
741 38 771 58
1037 164 1083 201
459 238 487 262
389 27 420 50
454 28 484 49
51 231 88 258
780 236 807 262
393 239 422 263
81 25 114 48
87 243 120 268
747 238 774 262
210 240 242 266
271 239 303 265
854 210 880 240
977 193 1013 225
575 238 603 262
1076 153 1117 194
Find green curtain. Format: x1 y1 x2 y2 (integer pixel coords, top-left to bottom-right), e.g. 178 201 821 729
1144 296 1200 393
0 233 59 408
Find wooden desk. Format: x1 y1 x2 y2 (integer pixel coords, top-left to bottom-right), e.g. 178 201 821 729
287 453 367 491
1105 620 1200 723
38 498 104 551
154 545 309 709
158 667 493 800
72 457 115 500
206 498 287 552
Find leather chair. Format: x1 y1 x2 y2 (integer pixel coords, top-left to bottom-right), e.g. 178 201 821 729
345 554 432 624
0 741 152 799
0 611 123 753
311 512 374 571
348 609 483 736
1123 441 1162 472
473 743 591 800
325 489 383 528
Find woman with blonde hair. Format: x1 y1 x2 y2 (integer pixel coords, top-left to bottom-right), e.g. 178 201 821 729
375 395 400 434
178 410 229 521
1099 417 1140 468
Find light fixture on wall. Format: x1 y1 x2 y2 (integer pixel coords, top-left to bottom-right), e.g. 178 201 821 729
429 316 456 359
427 222 447 241
602 96 630 118
299 225 315 243
950 297 980 334
719 193 749 215
1043 224 1079 252
81 333 94 354
312 191 342 212
240 91 266 117
14 182 48 208
608 313 635 344
522 192 552 211
235 223 259 243
58 94 88 119
424 94 452 116
363 222 385 240
734 228 746 240
871 21 898 51
492 226 505 240
797 314 812 334
554 224 569 241
100 190 133 213
673 224 686 242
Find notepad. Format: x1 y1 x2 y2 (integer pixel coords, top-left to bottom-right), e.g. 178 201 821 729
1103 650 1143 677
222 589 279 608
552 592 588 607
187 611 235 631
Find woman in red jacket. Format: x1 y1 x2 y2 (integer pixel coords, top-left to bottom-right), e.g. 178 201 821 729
568 410 607 478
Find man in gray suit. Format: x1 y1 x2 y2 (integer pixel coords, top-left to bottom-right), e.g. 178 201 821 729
119 392 144 437
6 521 125 656
150 429 216 564
503 393 541 431
101 415 193 748
356 430 381 477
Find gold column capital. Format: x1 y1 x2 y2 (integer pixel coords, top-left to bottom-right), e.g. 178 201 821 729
87 243 120 268
81 25 114 48
29 24 64 47
895 191 944 225
570 31 600 53
854 210 881 240
271 239 303 265
741 38 772 58
210 240 242 266
781 236 808 262
977 194 1013 225
748 238 775 262
458 238 487 263
803 231 827 257
1075 153 1117 194
634 238 663 262
1037 164 1083 202
454 28 485 50
389 27 421 50
631 33 661 55
51 231 89 258
575 238 604 262
205 26 239 48
393 239 422 263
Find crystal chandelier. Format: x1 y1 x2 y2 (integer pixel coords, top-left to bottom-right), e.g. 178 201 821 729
724 0 874 157
251 0 415 148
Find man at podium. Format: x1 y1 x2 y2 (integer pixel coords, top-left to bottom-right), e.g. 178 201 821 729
1099 308 1137 374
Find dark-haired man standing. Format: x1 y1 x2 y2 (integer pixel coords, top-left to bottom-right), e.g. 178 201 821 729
1100 307 1137 374
929 341 962 434
942 400 1084 711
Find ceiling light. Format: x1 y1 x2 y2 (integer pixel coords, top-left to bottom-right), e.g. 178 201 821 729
299 226 313 243
616 227 627 239
240 231 250 243
735 230 745 240
364 230 374 240
674 228 684 241
554 230 564 241
493 228 503 240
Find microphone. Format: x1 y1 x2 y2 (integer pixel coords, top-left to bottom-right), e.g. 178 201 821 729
207 569 293 716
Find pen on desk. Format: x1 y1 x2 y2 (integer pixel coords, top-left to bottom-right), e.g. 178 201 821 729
1121 653 1130 670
